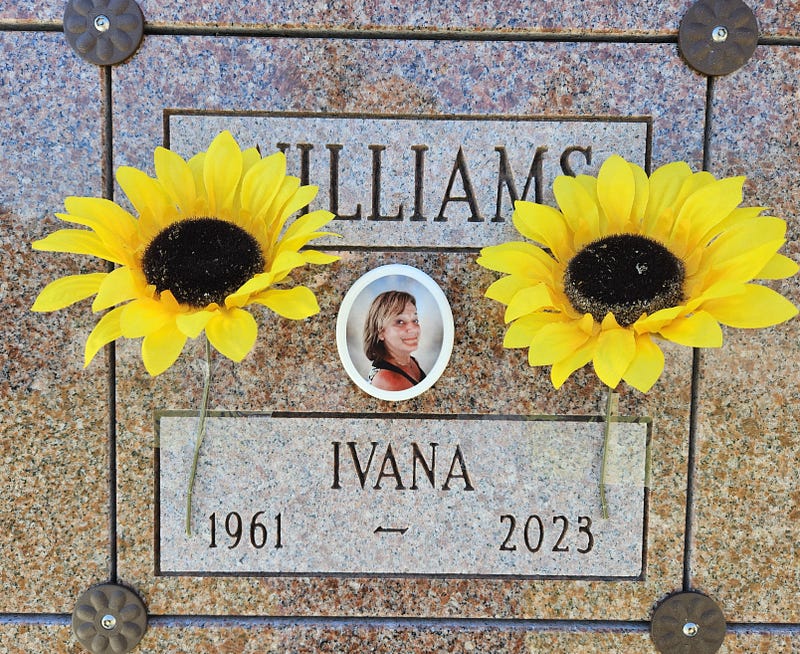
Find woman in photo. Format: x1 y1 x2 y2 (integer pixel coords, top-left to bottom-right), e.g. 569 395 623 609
363 290 427 391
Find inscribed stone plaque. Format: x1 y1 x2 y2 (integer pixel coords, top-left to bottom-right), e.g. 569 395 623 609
156 413 650 579
165 112 651 248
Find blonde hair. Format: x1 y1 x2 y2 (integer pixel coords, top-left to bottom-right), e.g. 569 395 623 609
363 290 417 361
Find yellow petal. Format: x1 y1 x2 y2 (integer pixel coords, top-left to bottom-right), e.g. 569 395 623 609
226 271 277 304
32 229 116 262
266 176 301 223
641 161 693 235
141 322 187 376
32 273 106 312
704 206 764 241
550 338 595 388
84 305 125 368
281 209 336 243
279 185 319 222
756 253 799 280
592 323 636 389
512 201 571 262
476 241 555 279
269 250 311 277
249 286 320 319
703 240 787 288
204 131 243 217
206 307 258 362
702 284 798 328
241 146 261 175
553 174 600 242
116 166 175 229
689 279 743 306
528 316 594 366
658 310 723 347
628 162 649 227
175 309 215 338
676 170 717 208
647 171 716 250
674 176 744 250
597 155 635 232
633 304 685 333
622 334 665 393
503 313 558 348
187 152 207 204
240 152 286 222
154 146 197 215
504 283 554 322
300 250 340 265
275 231 339 257
92 266 139 311
158 289 182 312
120 298 173 337
574 174 598 203
703 216 785 265
485 275 532 305
62 196 138 248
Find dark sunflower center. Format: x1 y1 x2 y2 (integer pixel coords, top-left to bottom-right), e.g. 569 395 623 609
564 234 685 326
142 217 264 307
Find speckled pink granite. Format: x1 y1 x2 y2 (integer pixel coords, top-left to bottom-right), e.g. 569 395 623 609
105 36 701 622
0 31 110 615
1 2 800 652
691 44 800 623
111 38 706 170
6 0 800 37
0 623 796 654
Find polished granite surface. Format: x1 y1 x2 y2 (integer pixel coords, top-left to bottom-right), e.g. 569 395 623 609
1 1 798 652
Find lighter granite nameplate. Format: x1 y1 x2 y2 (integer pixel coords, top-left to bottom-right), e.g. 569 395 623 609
165 111 650 248
156 413 650 579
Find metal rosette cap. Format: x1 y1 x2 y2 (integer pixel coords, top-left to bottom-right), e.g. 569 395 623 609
72 584 148 654
651 592 727 654
678 0 759 76
64 0 144 66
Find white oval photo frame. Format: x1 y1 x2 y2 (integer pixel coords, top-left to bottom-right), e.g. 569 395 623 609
336 264 454 401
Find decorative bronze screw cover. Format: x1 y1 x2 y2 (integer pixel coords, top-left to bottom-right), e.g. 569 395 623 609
651 592 727 654
63 0 144 66
679 0 758 76
72 584 147 654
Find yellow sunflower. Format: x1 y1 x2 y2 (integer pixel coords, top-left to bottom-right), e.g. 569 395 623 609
477 155 798 392
32 130 338 375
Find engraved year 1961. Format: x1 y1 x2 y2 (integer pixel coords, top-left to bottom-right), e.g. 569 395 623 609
499 514 594 554
208 511 284 550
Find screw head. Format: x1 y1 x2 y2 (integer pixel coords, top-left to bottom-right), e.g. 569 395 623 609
683 621 700 637
93 14 110 32
711 25 729 42
100 614 117 630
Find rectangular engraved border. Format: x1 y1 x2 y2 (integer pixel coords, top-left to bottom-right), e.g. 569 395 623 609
154 411 651 581
162 110 653 252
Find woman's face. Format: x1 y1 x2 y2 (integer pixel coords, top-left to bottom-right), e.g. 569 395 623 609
380 301 421 357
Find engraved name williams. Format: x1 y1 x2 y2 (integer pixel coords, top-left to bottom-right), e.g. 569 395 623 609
331 441 474 491
269 141 594 223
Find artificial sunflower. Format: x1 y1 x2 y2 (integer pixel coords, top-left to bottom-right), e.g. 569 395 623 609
32 130 338 375
477 154 798 392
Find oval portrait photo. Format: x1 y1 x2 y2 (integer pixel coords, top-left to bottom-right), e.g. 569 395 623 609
336 264 454 401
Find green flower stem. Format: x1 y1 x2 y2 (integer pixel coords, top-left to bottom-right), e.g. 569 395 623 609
185 336 212 537
600 390 619 520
